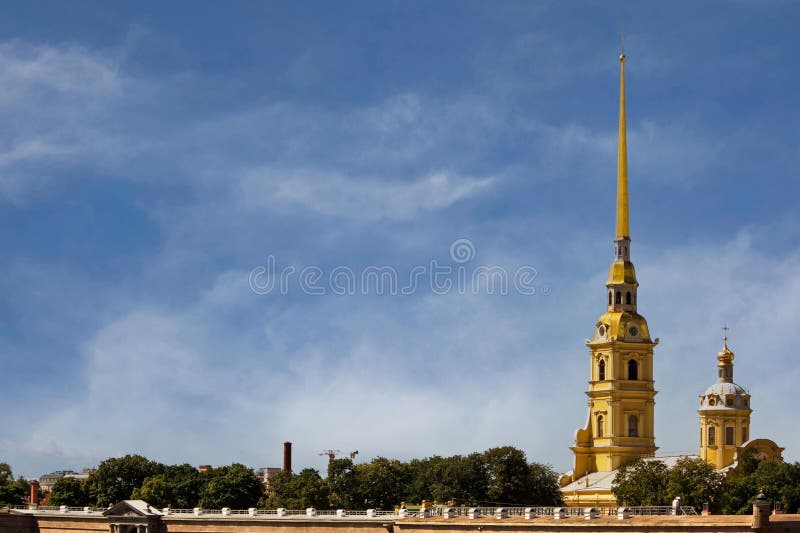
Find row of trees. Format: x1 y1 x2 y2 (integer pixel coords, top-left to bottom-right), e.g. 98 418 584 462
47 456 264 509
611 453 800 514
5 447 563 510
20 449 800 512
267 446 563 509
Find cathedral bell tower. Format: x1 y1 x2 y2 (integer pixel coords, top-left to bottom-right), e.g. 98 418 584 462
569 52 659 481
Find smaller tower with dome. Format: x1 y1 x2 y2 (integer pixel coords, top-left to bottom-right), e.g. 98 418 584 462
699 332 751 469
698 329 784 470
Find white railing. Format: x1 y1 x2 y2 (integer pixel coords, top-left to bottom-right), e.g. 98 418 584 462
405 505 694 519
3 505 105 513
3 504 697 519
630 506 672 516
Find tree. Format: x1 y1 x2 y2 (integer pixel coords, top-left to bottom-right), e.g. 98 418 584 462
720 471 757 515
267 468 329 509
131 476 172 509
50 477 90 507
483 446 533 504
199 463 264 509
86 455 165 506
0 464 13 486
778 462 800 514
721 460 800 515
327 459 358 509
163 464 206 509
666 457 724 512
429 454 489 505
0 463 28 506
355 458 410 509
528 463 564 506
611 459 669 506
132 464 206 509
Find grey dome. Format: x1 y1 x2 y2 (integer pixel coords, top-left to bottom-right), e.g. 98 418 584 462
700 381 750 411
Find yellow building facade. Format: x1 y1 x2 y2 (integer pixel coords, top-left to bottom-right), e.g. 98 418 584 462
561 52 658 506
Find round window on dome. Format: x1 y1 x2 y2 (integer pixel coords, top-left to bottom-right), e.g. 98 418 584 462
709 397 716 406
628 326 638 336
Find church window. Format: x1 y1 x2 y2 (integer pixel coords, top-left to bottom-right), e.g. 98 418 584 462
725 427 734 445
742 426 748 442
615 291 621 304
627 359 638 380
726 397 734 407
708 426 716 446
709 397 716 406
598 360 606 381
628 415 638 437
608 292 612 306
625 291 631 304
634 292 637 305
597 415 604 437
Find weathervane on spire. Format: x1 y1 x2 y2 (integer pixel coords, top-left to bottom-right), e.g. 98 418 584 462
620 29 625 54
722 324 730 346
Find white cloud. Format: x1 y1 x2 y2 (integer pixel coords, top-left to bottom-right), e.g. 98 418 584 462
0 40 119 102
0 41 127 204
239 167 496 220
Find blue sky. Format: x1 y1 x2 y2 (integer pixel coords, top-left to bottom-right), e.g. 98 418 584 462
1 1 800 479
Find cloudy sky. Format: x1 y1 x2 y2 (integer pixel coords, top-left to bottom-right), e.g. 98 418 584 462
1 2 799 479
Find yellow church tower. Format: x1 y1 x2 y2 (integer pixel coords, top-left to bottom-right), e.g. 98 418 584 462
698 334 752 469
569 52 659 484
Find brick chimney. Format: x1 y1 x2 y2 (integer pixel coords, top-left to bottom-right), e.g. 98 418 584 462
29 480 40 509
283 442 292 474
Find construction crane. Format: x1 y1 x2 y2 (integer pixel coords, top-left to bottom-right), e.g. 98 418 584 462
319 449 341 463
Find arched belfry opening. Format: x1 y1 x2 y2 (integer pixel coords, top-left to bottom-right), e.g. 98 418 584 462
627 359 638 380
628 415 638 437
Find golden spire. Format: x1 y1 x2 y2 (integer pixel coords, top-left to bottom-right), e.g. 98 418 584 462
616 46 630 240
